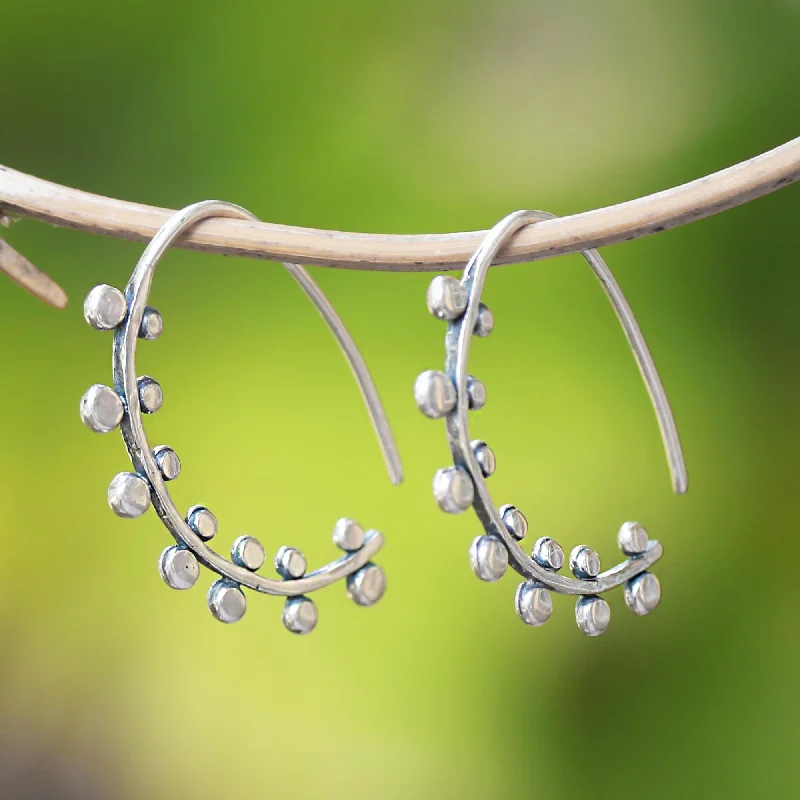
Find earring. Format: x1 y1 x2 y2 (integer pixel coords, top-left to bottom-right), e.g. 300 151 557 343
80 201 403 633
414 209 687 636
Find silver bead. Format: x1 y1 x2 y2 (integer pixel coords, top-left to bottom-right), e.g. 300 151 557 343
108 472 151 518
532 536 565 571
139 306 163 341
79 384 124 433
332 518 365 551
569 545 600 579
624 572 661 616
83 284 127 330
467 376 486 410
515 582 553 627
346 563 387 607
469 535 508 582
137 376 163 414
471 440 496 477
274 545 306 579
433 466 474 514
473 303 494 337
153 445 181 481
575 595 611 636
187 505 217 541
231 535 266 571
207 580 246 623
414 370 456 419
282 596 318 635
426 275 468 321
158 546 199 590
618 521 650 556
499 504 528 540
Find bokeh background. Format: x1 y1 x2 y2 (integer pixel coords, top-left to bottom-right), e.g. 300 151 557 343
1 1 799 797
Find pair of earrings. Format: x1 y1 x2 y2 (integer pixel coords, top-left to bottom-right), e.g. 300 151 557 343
79 202 687 636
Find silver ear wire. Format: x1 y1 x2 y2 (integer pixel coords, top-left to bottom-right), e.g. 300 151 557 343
81 200 402 632
417 209 687 635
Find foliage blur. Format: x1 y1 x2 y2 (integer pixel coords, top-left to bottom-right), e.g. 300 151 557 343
1 0 799 797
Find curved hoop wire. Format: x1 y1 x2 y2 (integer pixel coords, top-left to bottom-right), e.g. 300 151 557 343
120 200 402 485
457 209 687 495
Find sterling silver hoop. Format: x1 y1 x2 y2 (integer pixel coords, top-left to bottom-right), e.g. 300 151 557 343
415 209 688 636
80 200 403 634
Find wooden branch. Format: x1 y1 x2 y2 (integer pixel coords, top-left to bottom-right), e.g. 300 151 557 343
1 135 798 306
0 237 68 309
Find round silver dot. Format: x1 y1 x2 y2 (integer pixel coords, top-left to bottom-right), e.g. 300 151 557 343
473 303 494 337
187 505 217 541
208 580 246 623
569 545 601 579
532 536 565 571
624 572 661 616
426 275 468 321
499 504 528 541
332 518 365 551
618 521 650 556
139 306 163 341
347 563 387 607
153 445 181 481
108 472 151 518
282 596 318 635
83 284 127 330
469 535 508 582
158 546 199 591
575 595 611 636
515 581 553 627
231 535 266 571
137 376 163 414
414 370 456 419
433 466 474 514
471 439 496 477
274 545 306 579
467 376 486 410
79 384 124 433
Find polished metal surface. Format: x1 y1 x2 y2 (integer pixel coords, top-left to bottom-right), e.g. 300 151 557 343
624 572 661 616
153 445 181 481
80 384 124 433
575 595 611 637
416 209 687 633
331 518 365 552
618 521 650 556
282 596 318 635
515 582 553 627
569 546 601 580
81 200 400 631
346 563 387 607
83 284 127 330
433 467 474 514
108 472 151 518
499 505 528 541
469 535 508 582
231 536 266 572
426 275 468 321
139 306 163 340
414 370 457 419
159 546 200 591
471 440 496 478
532 537 564 571
136 376 163 414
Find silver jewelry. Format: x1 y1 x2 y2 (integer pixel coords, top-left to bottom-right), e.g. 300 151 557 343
415 209 688 636
80 200 403 633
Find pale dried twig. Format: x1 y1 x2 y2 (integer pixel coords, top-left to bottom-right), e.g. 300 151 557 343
1 135 799 307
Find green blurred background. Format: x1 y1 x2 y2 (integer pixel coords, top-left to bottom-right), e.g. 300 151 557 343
1 0 799 797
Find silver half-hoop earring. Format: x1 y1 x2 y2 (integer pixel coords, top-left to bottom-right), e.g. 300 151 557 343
80 200 403 634
414 209 688 636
